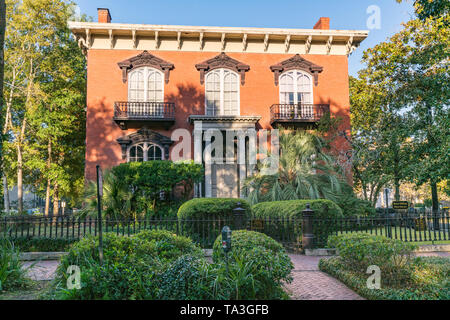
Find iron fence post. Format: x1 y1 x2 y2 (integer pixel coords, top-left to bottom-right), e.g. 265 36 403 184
302 204 315 250
233 202 246 230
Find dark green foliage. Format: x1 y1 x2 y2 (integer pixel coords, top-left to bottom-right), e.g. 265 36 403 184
50 230 202 300
212 230 293 299
10 237 77 252
328 233 417 284
212 230 285 262
251 199 343 219
319 256 450 300
0 238 31 291
158 254 219 300
177 198 251 219
82 161 203 219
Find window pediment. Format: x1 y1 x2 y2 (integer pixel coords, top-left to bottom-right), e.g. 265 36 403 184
270 54 323 86
118 51 174 84
195 53 250 85
116 127 173 160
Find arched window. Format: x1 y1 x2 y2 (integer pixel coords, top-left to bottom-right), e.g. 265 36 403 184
127 142 163 162
129 143 144 162
279 70 312 105
128 67 164 102
205 68 239 116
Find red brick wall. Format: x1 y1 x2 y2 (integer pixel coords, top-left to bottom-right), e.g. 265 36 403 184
85 50 350 180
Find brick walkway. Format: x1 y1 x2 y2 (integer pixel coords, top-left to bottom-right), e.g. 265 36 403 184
285 255 364 300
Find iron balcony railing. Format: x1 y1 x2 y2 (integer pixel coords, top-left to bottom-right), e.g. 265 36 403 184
114 101 175 120
270 103 330 123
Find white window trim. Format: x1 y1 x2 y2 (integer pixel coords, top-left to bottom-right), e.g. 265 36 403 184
204 68 240 116
128 67 164 102
126 142 164 162
279 70 313 105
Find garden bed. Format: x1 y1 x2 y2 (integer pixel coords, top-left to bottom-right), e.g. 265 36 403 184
319 256 450 300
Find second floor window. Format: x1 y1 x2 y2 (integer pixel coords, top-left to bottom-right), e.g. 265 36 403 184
279 70 313 105
128 67 164 102
205 68 239 116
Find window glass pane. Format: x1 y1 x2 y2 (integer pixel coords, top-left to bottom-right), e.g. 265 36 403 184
148 145 162 160
129 70 144 102
148 70 163 103
205 71 220 115
223 71 238 115
129 144 144 162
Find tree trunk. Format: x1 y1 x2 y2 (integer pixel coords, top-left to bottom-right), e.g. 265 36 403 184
394 178 400 201
44 179 50 216
0 0 6 209
2 174 8 212
53 184 59 215
44 139 52 215
431 181 439 230
17 144 23 213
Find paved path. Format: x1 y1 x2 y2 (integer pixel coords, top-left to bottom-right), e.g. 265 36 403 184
23 261 59 281
285 255 364 300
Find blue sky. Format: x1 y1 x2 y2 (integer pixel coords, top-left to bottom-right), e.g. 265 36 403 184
73 0 416 76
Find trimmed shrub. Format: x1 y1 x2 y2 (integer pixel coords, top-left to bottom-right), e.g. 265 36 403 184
212 230 293 299
328 233 417 285
251 199 343 219
212 229 284 262
51 230 202 300
177 198 251 245
251 199 344 246
178 198 251 219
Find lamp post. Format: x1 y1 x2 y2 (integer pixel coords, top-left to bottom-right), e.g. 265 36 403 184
222 226 231 274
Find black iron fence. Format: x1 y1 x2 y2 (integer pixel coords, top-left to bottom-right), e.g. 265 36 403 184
313 211 450 247
1 210 449 250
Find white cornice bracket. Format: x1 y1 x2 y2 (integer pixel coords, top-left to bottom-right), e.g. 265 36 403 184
284 35 290 53
108 29 114 49
242 33 247 51
85 28 91 49
132 29 137 49
155 31 160 49
177 31 182 50
264 34 269 51
221 33 226 51
199 32 204 50
326 36 333 54
305 35 312 54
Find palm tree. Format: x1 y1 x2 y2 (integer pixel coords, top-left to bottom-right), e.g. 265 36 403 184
244 129 349 204
80 170 134 220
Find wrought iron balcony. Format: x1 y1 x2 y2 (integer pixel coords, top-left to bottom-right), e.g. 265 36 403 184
113 101 175 130
270 103 329 126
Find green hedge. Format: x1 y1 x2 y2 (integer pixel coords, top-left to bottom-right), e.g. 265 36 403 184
251 199 343 219
8 237 77 252
177 198 251 219
251 199 343 246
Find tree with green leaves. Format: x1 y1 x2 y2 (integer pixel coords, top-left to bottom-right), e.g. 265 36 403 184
2 0 86 214
359 14 449 211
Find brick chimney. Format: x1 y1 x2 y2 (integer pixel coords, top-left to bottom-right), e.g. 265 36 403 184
313 17 330 30
98 8 111 23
